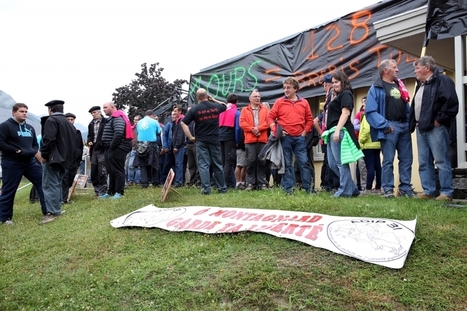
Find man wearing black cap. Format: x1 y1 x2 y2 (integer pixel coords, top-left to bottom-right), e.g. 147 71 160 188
39 100 77 224
87 106 108 197
61 113 84 203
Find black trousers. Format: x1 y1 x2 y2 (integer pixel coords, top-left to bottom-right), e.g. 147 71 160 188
91 150 107 196
105 148 127 195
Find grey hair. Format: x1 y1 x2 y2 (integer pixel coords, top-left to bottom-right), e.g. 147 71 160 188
413 56 437 71
378 59 396 76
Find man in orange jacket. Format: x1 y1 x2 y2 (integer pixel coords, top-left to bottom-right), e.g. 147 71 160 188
267 77 313 195
239 89 270 191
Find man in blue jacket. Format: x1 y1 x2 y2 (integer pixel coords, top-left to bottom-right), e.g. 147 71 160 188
365 59 414 198
161 111 175 183
410 56 459 201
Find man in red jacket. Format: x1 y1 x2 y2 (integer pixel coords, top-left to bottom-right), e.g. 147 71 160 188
239 89 270 191
267 77 313 195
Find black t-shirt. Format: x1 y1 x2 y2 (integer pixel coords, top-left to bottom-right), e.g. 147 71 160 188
326 90 354 130
383 81 406 122
182 101 226 144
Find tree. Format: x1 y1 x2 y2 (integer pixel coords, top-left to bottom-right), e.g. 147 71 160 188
112 63 188 120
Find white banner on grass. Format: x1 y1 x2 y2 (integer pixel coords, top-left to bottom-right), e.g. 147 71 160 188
110 205 416 269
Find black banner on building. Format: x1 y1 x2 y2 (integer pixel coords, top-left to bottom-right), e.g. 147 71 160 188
188 0 426 106
425 0 467 43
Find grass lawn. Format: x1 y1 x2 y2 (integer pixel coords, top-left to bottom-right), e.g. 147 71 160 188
1 183 466 311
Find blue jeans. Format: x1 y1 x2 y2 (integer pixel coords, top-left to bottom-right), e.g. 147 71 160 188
173 146 186 185
380 121 413 193
42 162 65 215
280 135 312 193
0 158 47 222
327 131 360 197
126 150 141 183
196 141 227 194
416 125 453 197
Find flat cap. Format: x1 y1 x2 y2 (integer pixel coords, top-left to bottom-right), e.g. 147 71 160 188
88 105 101 113
45 100 65 107
65 112 76 119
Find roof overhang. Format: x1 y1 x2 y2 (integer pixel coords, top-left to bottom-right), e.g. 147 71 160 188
374 5 455 71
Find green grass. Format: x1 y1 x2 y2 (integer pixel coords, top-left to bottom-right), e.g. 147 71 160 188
1 183 466 311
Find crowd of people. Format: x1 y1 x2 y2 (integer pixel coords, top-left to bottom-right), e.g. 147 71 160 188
0 56 460 226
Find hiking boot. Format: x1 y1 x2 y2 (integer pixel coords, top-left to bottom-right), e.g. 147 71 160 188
217 188 228 194
244 184 254 191
383 190 394 198
236 183 246 190
398 189 415 198
40 214 57 225
435 194 452 201
2 220 14 225
415 193 433 199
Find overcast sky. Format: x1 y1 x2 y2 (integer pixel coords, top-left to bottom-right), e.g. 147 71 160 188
0 0 378 125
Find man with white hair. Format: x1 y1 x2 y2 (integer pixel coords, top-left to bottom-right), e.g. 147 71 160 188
410 55 459 201
87 105 108 197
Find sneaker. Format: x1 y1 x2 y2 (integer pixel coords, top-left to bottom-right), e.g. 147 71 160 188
415 193 433 199
99 193 111 199
398 189 415 198
2 220 14 225
383 190 395 198
111 193 123 200
435 194 452 201
40 214 57 225
201 190 210 195
260 184 271 191
244 184 254 191
236 183 246 190
371 189 382 195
